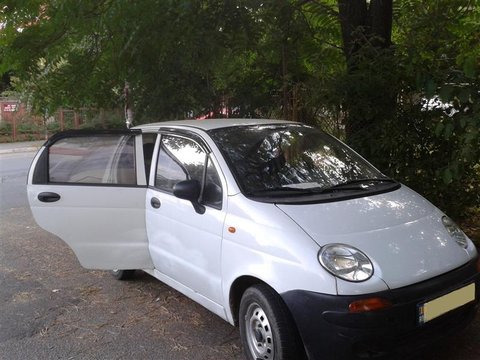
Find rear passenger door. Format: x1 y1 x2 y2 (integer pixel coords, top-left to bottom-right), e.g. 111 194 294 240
27 130 154 270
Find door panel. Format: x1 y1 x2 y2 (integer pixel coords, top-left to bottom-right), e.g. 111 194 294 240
146 133 226 304
29 184 152 269
27 131 153 270
146 189 225 303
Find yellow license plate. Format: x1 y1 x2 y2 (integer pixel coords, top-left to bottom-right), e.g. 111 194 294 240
418 283 476 325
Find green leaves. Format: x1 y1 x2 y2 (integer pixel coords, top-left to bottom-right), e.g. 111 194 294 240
462 56 477 79
0 0 479 216
350 0 480 217
442 168 453 185
0 0 347 121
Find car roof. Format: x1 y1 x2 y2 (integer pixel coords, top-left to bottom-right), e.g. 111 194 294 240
132 118 295 132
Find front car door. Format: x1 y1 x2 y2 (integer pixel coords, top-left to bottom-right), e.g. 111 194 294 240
146 131 226 313
27 130 154 270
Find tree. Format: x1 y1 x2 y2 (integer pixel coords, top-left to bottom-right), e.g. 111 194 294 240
385 0 480 215
0 0 343 122
0 1 234 118
1 0 478 216
302 0 479 216
336 0 396 159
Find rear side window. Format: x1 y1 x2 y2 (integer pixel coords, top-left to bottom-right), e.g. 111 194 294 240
48 135 136 185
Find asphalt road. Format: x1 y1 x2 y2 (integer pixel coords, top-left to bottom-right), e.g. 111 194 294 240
0 152 32 211
0 148 479 360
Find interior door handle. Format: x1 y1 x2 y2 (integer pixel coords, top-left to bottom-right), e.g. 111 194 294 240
150 197 161 209
38 192 61 203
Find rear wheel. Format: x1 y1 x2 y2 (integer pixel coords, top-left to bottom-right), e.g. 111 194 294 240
239 284 305 360
111 269 135 280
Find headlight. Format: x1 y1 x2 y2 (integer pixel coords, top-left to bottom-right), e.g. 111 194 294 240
318 244 373 282
442 216 467 248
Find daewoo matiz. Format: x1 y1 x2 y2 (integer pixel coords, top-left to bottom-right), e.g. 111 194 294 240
28 119 479 359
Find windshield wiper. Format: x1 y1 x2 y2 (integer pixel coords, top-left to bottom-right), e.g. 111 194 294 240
246 187 320 196
246 178 396 196
324 178 396 190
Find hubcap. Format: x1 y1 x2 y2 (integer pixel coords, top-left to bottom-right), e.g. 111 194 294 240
245 303 274 360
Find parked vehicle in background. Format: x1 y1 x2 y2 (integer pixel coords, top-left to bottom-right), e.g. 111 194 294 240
28 119 479 360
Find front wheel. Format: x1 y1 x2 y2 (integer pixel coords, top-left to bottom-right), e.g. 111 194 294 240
239 284 306 360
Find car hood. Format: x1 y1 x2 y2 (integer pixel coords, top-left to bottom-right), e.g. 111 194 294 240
276 186 472 290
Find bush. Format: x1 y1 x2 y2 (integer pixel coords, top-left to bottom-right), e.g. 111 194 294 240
372 99 480 220
47 122 61 133
17 122 39 134
0 122 12 136
79 111 126 130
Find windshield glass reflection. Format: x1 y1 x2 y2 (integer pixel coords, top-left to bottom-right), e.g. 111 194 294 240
210 124 386 195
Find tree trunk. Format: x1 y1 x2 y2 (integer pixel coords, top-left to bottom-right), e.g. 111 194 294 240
338 0 392 65
282 43 290 120
337 0 394 162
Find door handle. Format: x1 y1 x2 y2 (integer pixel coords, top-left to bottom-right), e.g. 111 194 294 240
150 197 161 209
38 192 61 203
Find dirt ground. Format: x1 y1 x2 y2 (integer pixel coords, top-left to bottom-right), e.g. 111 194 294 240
0 207 243 360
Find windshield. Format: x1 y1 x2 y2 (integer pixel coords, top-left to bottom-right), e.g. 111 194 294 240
209 124 392 198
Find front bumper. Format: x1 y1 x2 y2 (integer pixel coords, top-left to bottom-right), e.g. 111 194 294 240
282 258 480 360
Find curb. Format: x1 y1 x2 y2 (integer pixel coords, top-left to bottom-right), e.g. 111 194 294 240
0 146 42 155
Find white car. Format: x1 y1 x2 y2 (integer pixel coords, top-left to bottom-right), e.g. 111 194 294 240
28 119 479 360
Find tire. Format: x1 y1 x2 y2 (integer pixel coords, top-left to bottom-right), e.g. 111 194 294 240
239 284 306 360
111 269 135 280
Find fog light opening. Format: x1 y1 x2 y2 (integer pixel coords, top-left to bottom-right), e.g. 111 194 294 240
349 297 392 313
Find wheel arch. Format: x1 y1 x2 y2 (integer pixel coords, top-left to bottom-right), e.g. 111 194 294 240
234 280 308 360
229 275 266 326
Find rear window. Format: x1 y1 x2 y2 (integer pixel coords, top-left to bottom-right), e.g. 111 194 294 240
48 135 136 185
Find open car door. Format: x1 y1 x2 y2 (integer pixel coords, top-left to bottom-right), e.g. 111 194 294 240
27 130 154 270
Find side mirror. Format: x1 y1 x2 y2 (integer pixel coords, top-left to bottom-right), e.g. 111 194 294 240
173 180 206 214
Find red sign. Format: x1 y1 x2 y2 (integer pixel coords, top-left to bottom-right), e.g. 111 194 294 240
3 103 18 112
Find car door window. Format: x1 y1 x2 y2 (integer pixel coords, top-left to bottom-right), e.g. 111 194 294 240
155 134 222 209
142 133 157 181
203 159 223 208
48 134 136 185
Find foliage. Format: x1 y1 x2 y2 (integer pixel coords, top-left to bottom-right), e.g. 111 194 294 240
46 121 60 133
17 121 39 133
0 71 11 92
0 0 479 217
382 0 480 216
78 111 125 130
0 121 11 135
304 0 480 217
0 0 344 120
